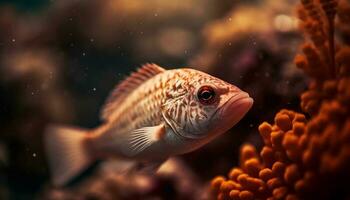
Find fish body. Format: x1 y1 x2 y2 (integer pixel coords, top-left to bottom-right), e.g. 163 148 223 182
45 64 253 186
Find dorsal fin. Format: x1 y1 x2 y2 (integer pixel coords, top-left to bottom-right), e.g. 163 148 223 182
100 63 166 121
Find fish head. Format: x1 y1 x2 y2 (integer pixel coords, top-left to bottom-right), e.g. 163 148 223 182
162 69 253 141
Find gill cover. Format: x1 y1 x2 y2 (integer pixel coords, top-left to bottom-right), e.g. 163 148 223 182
161 80 219 139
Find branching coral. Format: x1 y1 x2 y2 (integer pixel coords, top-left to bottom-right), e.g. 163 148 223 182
211 0 350 199
296 0 349 115
337 1 350 45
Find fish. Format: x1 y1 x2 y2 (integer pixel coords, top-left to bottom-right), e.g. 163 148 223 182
44 63 253 186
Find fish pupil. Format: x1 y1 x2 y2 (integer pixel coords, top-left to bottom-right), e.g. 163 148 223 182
202 91 212 100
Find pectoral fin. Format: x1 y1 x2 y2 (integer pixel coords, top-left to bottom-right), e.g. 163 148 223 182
125 124 166 157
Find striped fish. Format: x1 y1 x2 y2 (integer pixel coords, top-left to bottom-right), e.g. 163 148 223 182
45 64 253 186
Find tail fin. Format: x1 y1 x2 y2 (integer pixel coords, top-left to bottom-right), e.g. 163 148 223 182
44 125 92 186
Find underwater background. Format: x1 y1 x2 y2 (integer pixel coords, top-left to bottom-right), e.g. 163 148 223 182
0 0 349 199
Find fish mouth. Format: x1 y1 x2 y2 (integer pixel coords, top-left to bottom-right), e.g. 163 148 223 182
211 92 253 130
222 92 253 113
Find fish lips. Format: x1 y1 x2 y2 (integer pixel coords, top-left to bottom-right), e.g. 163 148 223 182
211 92 253 132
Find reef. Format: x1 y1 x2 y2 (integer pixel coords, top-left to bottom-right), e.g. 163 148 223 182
210 0 350 199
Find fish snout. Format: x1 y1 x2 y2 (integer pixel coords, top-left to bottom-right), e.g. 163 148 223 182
218 91 253 126
223 91 253 115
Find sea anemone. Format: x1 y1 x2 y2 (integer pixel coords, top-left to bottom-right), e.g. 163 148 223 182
211 0 350 199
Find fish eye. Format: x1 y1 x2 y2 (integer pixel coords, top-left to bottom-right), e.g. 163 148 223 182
197 86 216 105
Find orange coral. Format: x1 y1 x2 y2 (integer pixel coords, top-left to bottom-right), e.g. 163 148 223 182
297 0 345 115
212 105 350 199
211 0 350 199
337 0 350 42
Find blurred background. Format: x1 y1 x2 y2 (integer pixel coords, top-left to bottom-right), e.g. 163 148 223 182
0 0 306 199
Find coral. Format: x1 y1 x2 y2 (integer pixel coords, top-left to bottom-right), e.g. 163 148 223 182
296 0 345 115
211 0 350 199
336 0 350 44
212 107 350 199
